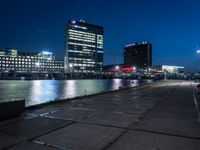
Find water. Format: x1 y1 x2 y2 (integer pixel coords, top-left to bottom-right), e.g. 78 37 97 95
0 79 152 107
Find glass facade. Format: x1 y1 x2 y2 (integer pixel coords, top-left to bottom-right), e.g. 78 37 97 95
64 20 103 73
0 49 64 73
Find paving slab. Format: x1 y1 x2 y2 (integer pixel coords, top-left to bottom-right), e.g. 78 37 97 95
142 92 168 98
154 100 196 110
147 108 198 120
82 111 139 128
7 142 58 150
107 130 200 150
0 116 72 139
37 122 125 150
45 108 96 121
131 97 162 105
132 116 200 138
115 98 159 115
0 133 23 149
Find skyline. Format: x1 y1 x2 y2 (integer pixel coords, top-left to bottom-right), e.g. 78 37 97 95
1 0 200 71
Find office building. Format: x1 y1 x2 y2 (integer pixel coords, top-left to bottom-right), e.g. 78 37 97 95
124 41 152 68
64 19 104 73
0 48 63 73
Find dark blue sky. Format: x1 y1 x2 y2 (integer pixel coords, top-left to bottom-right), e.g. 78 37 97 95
1 0 200 71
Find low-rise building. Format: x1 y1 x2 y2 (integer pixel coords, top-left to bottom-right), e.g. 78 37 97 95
0 48 64 73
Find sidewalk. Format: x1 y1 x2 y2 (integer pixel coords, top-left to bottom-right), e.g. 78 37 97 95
0 80 199 150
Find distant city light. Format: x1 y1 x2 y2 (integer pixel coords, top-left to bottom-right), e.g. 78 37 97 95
69 63 73 68
42 51 52 55
197 50 200 54
70 20 76 24
35 62 41 67
132 66 136 70
115 66 119 70
149 67 151 71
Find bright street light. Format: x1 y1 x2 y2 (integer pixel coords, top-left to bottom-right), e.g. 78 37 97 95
197 50 200 54
115 66 119 70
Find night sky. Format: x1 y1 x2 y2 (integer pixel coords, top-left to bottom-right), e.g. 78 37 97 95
1 0 200 71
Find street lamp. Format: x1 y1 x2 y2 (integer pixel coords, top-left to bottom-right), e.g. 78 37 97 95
115 66 119 70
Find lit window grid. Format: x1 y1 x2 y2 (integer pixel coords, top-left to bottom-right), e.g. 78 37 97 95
65 23 103 72
0 56 64 72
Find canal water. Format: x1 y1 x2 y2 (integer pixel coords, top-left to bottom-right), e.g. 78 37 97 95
0 79 153 107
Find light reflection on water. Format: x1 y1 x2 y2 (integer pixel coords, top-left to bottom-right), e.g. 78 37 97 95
0 79 152 107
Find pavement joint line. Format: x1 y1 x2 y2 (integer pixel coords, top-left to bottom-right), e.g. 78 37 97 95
43 113 141 130
43 115 80 122
1 117 76 143
100 119 139 150
3 121 76 150
71 119 138 130
3 141 27 150
33 140 67 150
131 86 174 126
38 116 139 150
29 121 76 141
130 128 200 140
0 116 29 127
101 128 129 150
101 109 148 150
1 131 29 150
129 82 182 131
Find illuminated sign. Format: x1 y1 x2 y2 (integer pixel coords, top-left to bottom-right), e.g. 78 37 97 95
74 25 87 30
125 43 135 48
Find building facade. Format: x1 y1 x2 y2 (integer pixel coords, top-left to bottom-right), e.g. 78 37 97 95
0 48 64 73
64 19 104 73
124 41 152 68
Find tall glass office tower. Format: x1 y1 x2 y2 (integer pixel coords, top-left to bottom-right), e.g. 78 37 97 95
64 19 103 73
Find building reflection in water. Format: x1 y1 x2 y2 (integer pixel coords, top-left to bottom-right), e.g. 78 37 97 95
0 79 151 107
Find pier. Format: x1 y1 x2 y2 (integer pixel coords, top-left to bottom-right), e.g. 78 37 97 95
0 80 200 150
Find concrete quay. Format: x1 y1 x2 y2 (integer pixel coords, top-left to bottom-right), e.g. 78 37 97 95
0 80 200 150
